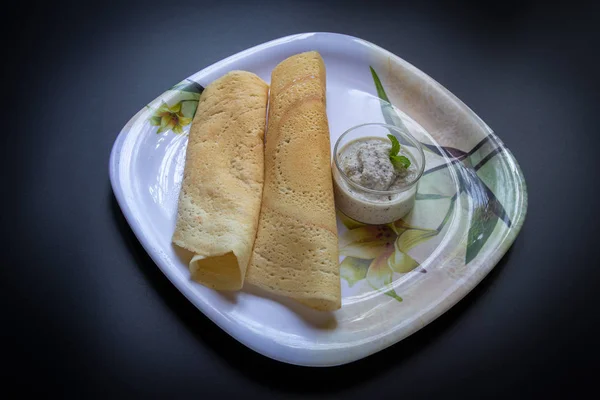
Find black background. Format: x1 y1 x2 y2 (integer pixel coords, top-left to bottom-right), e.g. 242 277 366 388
3 0 600 397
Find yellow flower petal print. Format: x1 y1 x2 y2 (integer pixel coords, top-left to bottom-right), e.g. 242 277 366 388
340 257 370 287
340 242 389 259
157 101 170 113
149 116 162 126
157 115 177 134
397 228 438 252
149 100 194 135
166 117 177 130
168 102 181 113
340 225 397 259
366 246 403 301
388 228 437 273
340 225 395 246
178 116 193 126
366 246 395 290
388 249 419 274
160 114 172 128
388 246 419 273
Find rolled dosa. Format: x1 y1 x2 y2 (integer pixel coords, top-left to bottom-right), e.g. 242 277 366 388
246 52 341 311
172 71 269 291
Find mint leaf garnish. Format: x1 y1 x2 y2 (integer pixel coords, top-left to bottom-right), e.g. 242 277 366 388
391 155 411 169
387 134 400 157
387 134 411 169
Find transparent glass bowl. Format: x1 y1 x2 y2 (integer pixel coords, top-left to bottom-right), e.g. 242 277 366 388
332 123 426 225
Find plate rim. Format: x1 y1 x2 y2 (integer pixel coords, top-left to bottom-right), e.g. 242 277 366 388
109 32 528 366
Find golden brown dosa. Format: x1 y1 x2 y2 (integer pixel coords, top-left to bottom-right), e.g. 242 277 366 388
172 71 269 291
245 51 341 311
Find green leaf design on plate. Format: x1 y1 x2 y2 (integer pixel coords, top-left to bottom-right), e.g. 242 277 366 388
171 79 204 94
369 65 514 265
465 198 501 264
388 228 437 273
369 67 411 142
180 99 199 119
436 193 457 232
370 66 391 103
149 116 162 126
416 193 451 201
340 257 370 287
459 163 508 262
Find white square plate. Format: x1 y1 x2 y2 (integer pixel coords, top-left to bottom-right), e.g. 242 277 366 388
109 32 527 366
